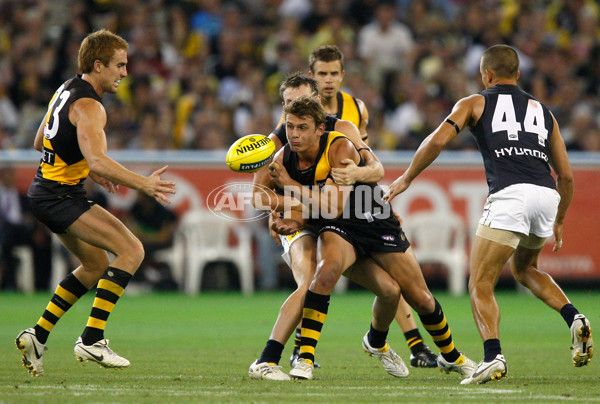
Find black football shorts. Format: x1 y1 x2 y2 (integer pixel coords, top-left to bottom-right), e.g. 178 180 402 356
29 191 95 234
319 216 410 257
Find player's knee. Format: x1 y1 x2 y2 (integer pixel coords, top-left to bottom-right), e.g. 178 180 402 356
119 237 145 270
131 238 145 267
410 291 435 314
291 263 316 290
295 278 312 292
468 278 493 298
379 280 400 304
467 277 476 293
81 255 110 275
511 261 538 285
313 261 342 292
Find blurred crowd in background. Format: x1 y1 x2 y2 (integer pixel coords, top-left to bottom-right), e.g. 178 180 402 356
2 0 600 153
3 0 600 292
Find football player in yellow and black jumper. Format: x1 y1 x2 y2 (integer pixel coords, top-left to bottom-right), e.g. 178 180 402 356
268 96 476 381
310 44 439 368
250 72 391 380
15 29 175 376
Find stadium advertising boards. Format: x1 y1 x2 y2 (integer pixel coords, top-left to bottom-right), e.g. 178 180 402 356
10 164 599 281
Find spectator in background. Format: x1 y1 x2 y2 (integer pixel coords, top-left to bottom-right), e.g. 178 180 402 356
0 125 16 150
0 165 51 291
0 83 19 136
300 0 335 34
357 1 415 111
125 192 178 289
0 165 28 290
384 78 427 149
2 0 600 153
346 0 380 28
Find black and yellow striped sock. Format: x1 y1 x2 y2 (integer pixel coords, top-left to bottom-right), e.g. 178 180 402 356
404 328 426 355
34 273 88 344
293 327 302 353
418 299 462 363
298 290 330 364
81 267 132 346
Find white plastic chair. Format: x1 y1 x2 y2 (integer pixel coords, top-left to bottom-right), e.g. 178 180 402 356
14 246 34 293
402 211 468 296
153 244 185 288
177 209 254 295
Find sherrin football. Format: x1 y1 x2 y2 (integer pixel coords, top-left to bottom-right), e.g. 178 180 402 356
226 134 276 173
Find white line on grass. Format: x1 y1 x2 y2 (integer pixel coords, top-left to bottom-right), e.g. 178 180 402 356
8 383 592 402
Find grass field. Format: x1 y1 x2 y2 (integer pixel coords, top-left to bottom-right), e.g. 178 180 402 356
0 290 598 403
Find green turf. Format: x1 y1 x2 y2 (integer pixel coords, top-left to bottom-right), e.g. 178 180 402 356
0 290 598 403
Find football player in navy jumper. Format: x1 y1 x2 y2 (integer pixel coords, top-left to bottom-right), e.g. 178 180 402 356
384 44 593 384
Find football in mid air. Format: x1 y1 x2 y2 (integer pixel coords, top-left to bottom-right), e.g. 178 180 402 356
226 134 275 173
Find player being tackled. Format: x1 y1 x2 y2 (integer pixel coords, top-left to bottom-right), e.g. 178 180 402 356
268 95 475 381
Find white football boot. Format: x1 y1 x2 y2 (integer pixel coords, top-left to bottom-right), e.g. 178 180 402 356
571 314 594 367
437 352 477 379
460 354 508 384
74 337 130 368
362 332 409 377
16 328 47 377
289 358 314 380
248 360 291 380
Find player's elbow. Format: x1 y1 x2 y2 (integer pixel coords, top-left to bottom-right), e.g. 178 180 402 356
428 136 447 151
87 155 106 175
373 163 384 182
557 173 574 187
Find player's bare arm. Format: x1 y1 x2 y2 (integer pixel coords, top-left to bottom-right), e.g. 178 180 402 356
547 114 574 251
331 119 384 185
383 94 483 202
88 171 118 193
251 133 283 207
252 147 303 214
33 119 45 152
269 132 284 152
72 98 175 205
270 138 357 218
35 101 116 194
270 209 306 235
357 98 369 142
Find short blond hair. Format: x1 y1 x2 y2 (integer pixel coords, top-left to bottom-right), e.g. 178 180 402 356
78 29 128 74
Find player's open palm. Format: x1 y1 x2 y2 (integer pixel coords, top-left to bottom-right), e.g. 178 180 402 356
144 165 176 206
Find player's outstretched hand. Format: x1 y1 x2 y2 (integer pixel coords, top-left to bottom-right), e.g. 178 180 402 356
268 211 282 245
270 211 301 235
552 222 564 252
383 175 410 203
331 158 360 185
145 165 176 206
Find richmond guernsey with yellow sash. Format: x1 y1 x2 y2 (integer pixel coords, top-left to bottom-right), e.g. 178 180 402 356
28 75 102 198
